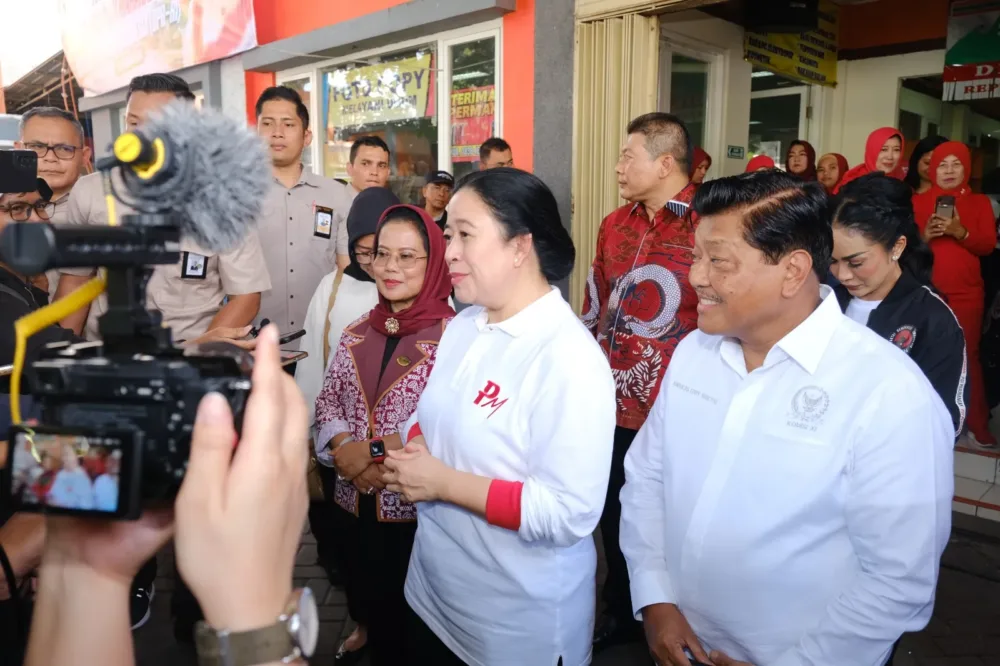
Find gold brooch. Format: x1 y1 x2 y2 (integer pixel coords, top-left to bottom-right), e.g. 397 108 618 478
397 356 411 367
385 317 400 334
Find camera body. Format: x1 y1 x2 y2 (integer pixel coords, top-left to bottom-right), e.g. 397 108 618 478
2 216 253 520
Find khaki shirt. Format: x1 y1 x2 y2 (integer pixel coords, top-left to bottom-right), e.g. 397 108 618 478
46 194 81 301
64 171 272 342
256 169 355 332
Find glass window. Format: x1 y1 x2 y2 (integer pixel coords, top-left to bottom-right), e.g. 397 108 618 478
281 78 314 173
450 37 497 181
321 46 438 204
748 94 802 169
669 54 709 149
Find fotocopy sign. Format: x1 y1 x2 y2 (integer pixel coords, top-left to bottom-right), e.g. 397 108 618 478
943 0 1000 101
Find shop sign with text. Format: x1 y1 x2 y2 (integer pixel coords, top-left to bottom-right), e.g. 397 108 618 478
325 53 434 129
743 0 838 87
59 0 257 96
944 0 1000 101
451 85 495 162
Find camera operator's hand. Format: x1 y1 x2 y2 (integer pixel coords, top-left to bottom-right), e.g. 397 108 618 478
175 325 309 633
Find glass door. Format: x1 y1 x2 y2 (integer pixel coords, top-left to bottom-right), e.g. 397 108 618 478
658 34 721 176
749 69 809 169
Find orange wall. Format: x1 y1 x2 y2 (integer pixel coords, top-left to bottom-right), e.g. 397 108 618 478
246 0 536 171
839 0 948 51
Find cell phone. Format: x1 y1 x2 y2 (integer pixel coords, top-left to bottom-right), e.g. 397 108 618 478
0 150 39 194
280 350 308 367
3 425 142 520
935 195 956 219
279 329 306 345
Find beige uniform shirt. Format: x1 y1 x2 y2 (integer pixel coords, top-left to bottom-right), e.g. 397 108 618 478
256 169 355 333
45 194 82 302
64 171 272 342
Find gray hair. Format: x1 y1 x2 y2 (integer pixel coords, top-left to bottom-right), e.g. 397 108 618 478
19 107 85 145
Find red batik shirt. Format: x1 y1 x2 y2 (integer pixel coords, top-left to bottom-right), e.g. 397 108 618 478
581 184 699 431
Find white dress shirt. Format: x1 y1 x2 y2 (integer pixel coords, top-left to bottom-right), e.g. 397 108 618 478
404 288 616 666
620 286 954 666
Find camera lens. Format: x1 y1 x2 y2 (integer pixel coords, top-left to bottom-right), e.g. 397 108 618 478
17 154 34 167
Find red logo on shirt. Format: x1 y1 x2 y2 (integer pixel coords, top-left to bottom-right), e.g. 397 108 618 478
474 380 508 418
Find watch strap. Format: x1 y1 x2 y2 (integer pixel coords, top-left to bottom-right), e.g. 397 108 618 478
195 619 295 666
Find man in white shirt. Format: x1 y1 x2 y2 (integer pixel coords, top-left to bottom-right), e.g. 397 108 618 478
620 170 954 666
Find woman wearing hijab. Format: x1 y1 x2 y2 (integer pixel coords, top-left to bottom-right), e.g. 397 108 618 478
383 169 616 665
786 140 817 181
690 147 712 185
817 153 849 193
835 127 905 193
913 141 998 447
904 135 949 194
314 204 455 664
746 155 775 172
831 173 968 437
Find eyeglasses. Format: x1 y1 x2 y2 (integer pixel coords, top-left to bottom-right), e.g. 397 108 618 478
0 201 55 221
24 142 80 160
373 250 427 270
355 250 374 265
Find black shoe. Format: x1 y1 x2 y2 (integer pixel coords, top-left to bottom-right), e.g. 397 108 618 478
130 582 155 630
333 640 368 664
593 614 644 654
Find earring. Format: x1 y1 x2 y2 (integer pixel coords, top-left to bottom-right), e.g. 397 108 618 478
892 255 899 262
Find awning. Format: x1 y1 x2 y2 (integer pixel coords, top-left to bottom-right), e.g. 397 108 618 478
576 0 727 21
2 52 84 114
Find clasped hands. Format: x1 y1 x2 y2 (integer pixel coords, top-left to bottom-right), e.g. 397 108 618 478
333 434 450 503
331 440 384 494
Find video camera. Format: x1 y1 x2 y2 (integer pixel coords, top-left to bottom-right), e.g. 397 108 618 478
0 104 271 519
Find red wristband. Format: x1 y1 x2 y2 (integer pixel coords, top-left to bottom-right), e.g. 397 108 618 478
486 480 524 531
407 422 422 443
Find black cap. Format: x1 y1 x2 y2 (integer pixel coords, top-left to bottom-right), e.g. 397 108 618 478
425 170 454 187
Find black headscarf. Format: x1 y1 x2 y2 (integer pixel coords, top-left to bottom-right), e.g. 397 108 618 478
345 187 400 282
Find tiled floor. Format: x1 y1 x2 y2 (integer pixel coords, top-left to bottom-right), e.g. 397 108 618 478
134 515 1000 666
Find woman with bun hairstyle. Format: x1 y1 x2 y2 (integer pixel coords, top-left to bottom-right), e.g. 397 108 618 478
831 172 968 438
913 141 998 446
382 168 616 665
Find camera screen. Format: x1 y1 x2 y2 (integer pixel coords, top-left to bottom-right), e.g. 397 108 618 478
8 430 132 515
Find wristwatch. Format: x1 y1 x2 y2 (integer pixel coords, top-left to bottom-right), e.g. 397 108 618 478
194 588 318 666
370 438 386 463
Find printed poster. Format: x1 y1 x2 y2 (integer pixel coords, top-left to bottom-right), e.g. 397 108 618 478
743 0 838 87
325 52 435 130
451 85 495 163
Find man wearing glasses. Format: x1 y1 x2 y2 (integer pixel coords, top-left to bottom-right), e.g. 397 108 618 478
15 107 92 302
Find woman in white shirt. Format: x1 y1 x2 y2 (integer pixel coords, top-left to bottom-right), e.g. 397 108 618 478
383 168 616 665
295 187 396 663
47 443 94 511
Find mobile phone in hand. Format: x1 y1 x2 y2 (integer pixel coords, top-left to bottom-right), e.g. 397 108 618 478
935 195 955 219
278 329 306 345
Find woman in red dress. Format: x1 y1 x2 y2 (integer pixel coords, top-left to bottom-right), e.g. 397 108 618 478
913 141 999 446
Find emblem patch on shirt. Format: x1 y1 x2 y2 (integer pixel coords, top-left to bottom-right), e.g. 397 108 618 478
314 205 333 239
474 380 508 418
788 385 830 431
181 252 207 280
890 325 917 354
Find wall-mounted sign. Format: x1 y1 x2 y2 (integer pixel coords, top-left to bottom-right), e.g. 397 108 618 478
943 0 1000 101
743 0 838 87
325 52 435 130
451 85 496 162
59 0 257 96
726 145 745 160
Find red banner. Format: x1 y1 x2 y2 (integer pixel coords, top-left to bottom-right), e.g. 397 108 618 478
451 85 495 163
59 0 257 96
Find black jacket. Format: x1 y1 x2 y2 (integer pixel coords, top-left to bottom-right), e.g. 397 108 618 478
0 266 80 393
835 270 969 438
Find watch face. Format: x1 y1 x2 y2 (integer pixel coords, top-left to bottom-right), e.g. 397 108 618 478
289 587 319 657
370 439 385 458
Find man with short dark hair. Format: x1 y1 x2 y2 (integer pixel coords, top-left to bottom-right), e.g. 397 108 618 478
254 86 355 333
621 171 953 666
584 112 698 653
55 73 270 342
479 137 513 169
422 169 454 228
348 135 391 192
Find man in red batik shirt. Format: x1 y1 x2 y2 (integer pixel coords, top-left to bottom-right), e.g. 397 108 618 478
582 112 700 653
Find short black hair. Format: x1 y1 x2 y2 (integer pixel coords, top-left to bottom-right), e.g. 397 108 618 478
19 107 85 144
126 73 195 103
693 170 832 280
904 135 948 191
455 167 575 283
350 136 391 164
833 173 934 285
255 86 309 128
627 112 691 170
479 137 512 162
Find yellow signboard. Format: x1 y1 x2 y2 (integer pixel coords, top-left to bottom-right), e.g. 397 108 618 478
743 1 839 87
325 53 434 129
